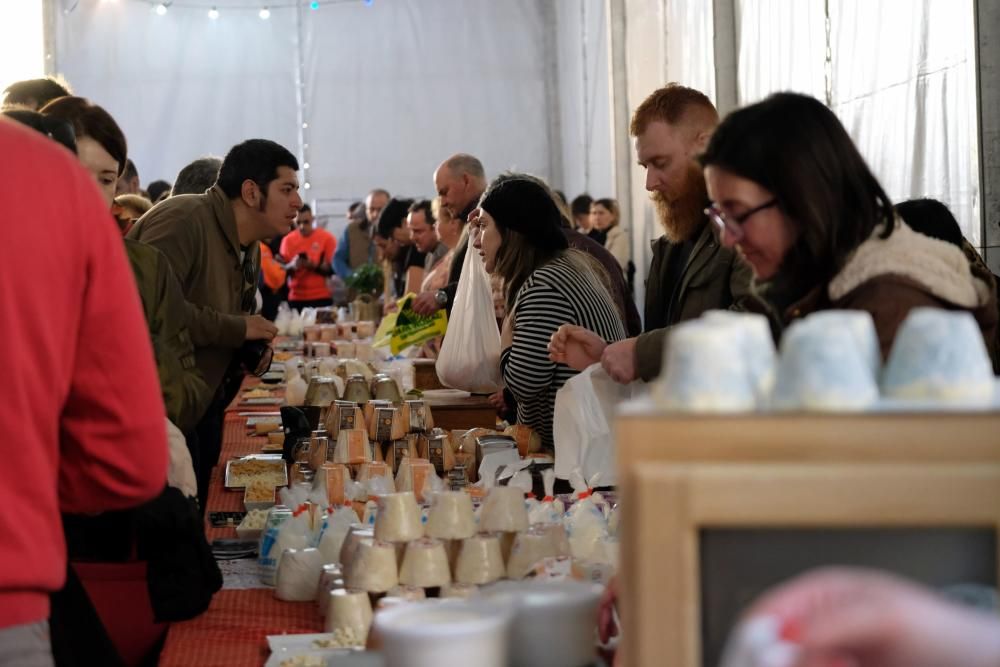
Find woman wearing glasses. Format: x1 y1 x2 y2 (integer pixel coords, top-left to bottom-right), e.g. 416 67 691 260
700 92 997 360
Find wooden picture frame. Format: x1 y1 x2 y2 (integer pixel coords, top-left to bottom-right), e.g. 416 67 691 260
621 461 1000 666
614 409 1000 666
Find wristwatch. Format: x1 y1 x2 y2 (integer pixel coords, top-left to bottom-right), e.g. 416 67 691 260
434 289 448 306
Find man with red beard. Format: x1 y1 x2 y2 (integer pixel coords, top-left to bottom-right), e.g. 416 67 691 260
550 84 755 383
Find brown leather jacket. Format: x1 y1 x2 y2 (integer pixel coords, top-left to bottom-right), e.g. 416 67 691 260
784 221 999 367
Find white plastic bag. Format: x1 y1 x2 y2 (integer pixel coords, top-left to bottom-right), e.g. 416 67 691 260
436 236 501 393
553 364 638 485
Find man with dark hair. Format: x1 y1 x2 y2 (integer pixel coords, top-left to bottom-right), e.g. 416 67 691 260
334 189 386 279
411 153 489 315
550 83 757 384
1 76 71 110
374 197 423 298
571 193 595 235
129 138 297 503
280 203 336 309
146 179 172 203
407 199 448 273
116 158 140 195
171 156 223 196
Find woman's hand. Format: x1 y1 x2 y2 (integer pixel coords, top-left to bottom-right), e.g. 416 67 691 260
487 389 508 413
729 567 1000 667
548 324 607 370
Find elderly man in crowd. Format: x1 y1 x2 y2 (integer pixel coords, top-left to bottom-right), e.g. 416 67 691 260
411 153 488 315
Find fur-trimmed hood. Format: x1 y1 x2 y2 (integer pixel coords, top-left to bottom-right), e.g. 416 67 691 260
828 219 993 309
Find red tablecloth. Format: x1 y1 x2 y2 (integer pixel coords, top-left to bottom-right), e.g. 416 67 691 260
157 589 322 667
205 410 275 541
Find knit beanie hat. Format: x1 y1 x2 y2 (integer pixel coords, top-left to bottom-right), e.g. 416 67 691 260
478 174 569 252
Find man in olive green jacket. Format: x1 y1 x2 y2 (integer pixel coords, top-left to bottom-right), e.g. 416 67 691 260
124 239 210 434
128 139 299 501
128 140 296 394
550 84 758 383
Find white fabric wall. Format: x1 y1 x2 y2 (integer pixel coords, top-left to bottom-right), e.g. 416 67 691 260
555 0 614 202
735 0 980 245
54 1 300 188
735 0 826 104
52 0 611 217
830 0 980 246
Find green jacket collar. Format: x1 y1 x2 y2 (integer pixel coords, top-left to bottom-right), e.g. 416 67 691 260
207 185 243 256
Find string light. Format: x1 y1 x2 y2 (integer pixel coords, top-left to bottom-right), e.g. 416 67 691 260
82 1 369 16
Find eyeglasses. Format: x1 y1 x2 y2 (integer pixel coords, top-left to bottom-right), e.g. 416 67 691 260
705 199 779 240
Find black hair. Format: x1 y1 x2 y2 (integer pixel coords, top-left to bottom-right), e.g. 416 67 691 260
146 179 171 202
375 198 415 238
216 139 299 200
894 198 964 248
479 173 570 310
172 156 222 196
2 109 77 153
571 194 593 218
700 92 894 288
299 203 312 213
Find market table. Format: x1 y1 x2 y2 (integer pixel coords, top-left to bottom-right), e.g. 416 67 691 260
161 373 502 665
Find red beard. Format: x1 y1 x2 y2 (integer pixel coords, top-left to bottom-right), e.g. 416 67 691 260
651 162 708 243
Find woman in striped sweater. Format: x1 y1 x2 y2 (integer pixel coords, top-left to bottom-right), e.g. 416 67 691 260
472 174 627 451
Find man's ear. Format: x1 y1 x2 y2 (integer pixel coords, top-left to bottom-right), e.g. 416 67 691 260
692 128 714 155
240 179 258 207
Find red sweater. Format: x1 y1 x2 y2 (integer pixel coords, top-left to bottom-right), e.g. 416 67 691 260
0 120 168 629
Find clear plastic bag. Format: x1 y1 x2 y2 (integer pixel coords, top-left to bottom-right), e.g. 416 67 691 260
436 236 501 393
318 505 360 563
528 469 562 525
563 471 608 561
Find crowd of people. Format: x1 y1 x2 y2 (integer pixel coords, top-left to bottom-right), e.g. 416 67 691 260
4 69 1000 667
